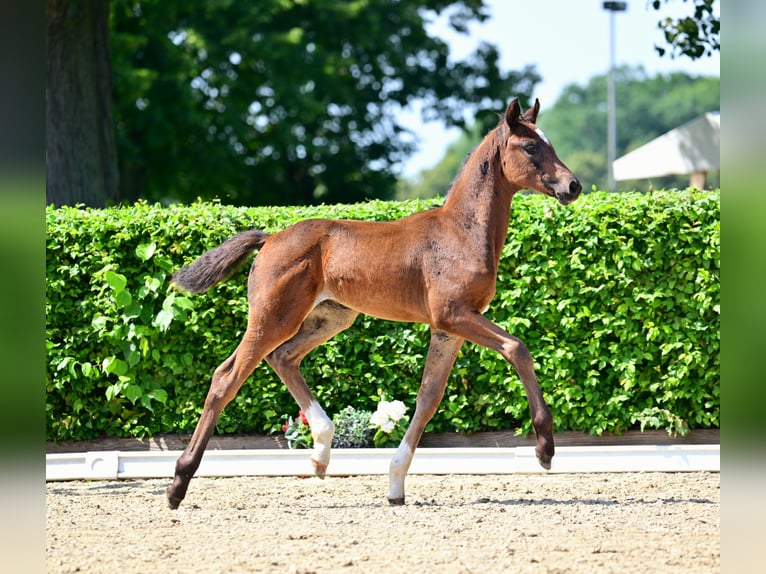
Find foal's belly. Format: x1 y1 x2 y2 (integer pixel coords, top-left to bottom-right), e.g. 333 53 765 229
324 279 430 324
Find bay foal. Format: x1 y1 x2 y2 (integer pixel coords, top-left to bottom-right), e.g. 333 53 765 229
166 97 581 508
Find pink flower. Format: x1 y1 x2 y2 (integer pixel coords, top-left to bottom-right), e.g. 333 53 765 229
299 410 309 426
282 423 289 432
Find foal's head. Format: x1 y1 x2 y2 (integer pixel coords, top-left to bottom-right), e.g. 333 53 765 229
497 98 581 205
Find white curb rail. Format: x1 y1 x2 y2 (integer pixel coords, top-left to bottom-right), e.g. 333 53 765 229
46 444 719 481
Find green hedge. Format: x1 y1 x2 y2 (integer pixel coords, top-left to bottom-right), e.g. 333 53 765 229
46 190 719 441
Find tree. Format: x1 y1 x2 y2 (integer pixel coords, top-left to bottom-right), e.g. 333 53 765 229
47 0 119 207
651 0 720 59
537 67 719 192
110 0 540 206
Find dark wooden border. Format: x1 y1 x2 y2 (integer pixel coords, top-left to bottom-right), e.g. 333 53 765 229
46 429 719 454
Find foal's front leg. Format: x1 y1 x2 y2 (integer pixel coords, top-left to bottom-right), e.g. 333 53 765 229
388 330 463 505
441 309 555 469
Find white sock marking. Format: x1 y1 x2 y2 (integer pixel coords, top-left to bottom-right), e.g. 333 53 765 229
304 401 334 466
388 442 414 501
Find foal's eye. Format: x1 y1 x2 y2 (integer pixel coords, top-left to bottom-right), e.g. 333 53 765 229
522 141 539 155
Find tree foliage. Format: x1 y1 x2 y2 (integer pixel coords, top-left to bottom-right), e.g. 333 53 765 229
110 0 539 205
651 0 720 59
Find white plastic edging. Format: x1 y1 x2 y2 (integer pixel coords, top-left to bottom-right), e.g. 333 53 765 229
46 445 719 481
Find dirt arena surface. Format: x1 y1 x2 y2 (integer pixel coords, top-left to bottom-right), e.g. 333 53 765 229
46 472 719 573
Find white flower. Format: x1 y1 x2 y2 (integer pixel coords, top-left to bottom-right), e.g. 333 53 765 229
384 400 407 422
371 400 408 434
379 419 395 433
369 409 389 428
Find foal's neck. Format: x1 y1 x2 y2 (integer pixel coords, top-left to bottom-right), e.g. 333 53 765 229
441 128 516 268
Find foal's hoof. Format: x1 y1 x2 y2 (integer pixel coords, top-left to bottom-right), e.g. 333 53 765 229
166 490 183 510
387 497 405 506
536 452 553 471
312 460 328 480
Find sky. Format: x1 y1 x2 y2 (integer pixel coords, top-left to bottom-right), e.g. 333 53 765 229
399 0 721 178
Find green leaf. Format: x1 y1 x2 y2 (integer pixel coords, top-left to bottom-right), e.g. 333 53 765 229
126 349 141 369
102 356 128 376
114 289 132 308
123 303 141 319
105 270 127 293
154 309 174 332
173 296 195 311
105 383 120 401
161 292 175 310
124 384 143 404
81 362 94 378
148 388 168 404
139 275 162 297
135 242 157 262
56 357 71 372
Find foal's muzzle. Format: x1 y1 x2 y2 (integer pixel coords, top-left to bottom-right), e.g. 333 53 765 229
554 177 582 206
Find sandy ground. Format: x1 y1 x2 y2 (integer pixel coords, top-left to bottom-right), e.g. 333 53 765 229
46 472 719 574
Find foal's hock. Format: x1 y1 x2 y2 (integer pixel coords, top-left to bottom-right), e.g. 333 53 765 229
166 97 582 509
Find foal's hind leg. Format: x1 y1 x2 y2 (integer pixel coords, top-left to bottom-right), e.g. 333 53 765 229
388 330 464 505
166 286 320 508
266 301 359 478
166 329 269 509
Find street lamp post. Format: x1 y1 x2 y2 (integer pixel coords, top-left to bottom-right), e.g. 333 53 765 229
603 1 627 192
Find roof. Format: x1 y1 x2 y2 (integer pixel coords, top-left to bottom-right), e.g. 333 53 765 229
612 112 720 180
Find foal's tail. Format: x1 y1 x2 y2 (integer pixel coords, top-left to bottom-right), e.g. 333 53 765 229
171 229 270 294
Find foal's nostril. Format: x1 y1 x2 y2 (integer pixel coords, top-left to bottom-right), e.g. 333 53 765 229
569 178 582 195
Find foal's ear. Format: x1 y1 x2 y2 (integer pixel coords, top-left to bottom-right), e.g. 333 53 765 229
504 97 521 127
525 98 541 124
